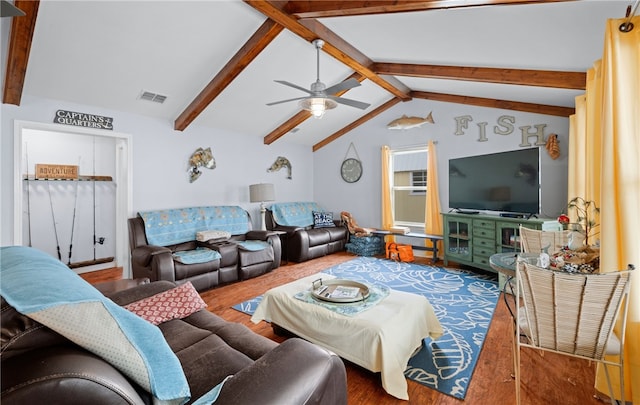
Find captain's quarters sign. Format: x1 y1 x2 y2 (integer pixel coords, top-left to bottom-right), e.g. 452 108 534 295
54 110 114 130
35 164 78 180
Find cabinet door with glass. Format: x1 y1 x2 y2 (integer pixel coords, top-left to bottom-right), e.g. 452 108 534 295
495 221 522 253
495 221 541 253
444 216 473 262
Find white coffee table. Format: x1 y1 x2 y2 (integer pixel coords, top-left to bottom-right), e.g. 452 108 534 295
251 274 443 400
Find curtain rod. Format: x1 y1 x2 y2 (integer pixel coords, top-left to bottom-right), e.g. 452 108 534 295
620 0 639 32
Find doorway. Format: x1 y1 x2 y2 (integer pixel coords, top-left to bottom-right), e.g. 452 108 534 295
13 120 132 276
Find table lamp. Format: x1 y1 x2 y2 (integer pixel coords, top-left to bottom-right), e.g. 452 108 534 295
249 183 275 231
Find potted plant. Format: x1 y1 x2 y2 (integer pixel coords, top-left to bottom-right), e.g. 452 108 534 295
554 197 600 272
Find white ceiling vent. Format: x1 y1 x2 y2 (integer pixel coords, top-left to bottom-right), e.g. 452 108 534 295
139 91 167 104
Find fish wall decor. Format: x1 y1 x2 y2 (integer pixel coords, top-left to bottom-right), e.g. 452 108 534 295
267 156 292 179
188 147 216 183
387 111 434 130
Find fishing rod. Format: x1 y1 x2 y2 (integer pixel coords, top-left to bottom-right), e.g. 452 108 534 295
46 180 62 261
93 138 97 262
25 142 32 247
68 157 81 265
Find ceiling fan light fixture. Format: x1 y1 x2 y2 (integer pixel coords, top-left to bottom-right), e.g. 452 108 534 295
300 97 337 119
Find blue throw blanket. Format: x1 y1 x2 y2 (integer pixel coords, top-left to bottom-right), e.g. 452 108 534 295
0 246 192 404
269 202 323 227
139 206 251 246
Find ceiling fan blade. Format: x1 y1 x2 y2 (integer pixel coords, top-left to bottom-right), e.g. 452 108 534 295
324 78 361 95
266 96 309 106
274 80 313 95
327 96 371 110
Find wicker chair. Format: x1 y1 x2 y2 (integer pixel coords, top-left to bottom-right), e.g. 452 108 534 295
514 261 633 405
519 226 570 254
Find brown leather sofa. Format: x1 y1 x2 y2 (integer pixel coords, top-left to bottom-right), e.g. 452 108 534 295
128 206 282 292
1 280 348 405
265 202 348 263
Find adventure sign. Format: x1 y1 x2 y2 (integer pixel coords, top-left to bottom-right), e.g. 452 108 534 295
54 110 113 130
35 164 78 180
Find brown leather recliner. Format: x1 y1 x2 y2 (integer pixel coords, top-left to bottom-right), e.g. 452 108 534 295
1 281 348 405
265 207 348 263
128 206 282 292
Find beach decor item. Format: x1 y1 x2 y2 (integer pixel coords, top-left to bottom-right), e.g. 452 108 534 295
545 133 561 159
387 111 434 130
553 197 601 272
340 142 363 183
267 156 292 179
187 147 215 183
558 197 599 246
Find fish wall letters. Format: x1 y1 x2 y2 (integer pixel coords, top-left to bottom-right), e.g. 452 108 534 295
454 114 548 147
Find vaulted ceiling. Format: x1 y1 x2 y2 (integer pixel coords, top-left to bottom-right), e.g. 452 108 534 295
2 1 631 149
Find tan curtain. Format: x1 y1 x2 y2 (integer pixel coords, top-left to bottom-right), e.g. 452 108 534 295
568 15 640 402
381 146 393 230
424 141 443 255
567 96 586 203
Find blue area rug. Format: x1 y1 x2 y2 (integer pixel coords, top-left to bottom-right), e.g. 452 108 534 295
232 256 499 399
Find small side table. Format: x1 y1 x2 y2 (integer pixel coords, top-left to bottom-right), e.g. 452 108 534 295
489 252 540 321
489 252 541 294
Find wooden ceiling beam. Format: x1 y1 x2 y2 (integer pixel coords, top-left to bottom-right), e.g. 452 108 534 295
374 62 586 90
298 18 411 99
3 0 40 106
244 0 411 101
174 19 283 131
411 90 575 116
264 72 365 145
264 110 313 145
287 0 577 18
313 97 402 151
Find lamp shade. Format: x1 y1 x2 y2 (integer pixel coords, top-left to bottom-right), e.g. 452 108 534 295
249 183 275 203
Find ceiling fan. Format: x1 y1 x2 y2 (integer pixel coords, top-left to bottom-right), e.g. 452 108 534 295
267 39 371 119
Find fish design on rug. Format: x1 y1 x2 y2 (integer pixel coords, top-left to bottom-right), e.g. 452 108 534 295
387 111 435 130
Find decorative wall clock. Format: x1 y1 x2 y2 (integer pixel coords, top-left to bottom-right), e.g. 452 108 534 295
341 158 362 183
341 142 362 183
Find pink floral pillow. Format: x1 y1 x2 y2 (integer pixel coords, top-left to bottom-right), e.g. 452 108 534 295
124 282 207 325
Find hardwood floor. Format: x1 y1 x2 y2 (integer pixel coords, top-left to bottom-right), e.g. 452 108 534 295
82 253 608 405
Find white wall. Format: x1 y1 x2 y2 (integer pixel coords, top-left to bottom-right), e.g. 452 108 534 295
314 98 569 229
2 94 569 257
1 95 314 249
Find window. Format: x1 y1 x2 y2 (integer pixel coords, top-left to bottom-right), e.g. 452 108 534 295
388 147 428 227
410 171 427 195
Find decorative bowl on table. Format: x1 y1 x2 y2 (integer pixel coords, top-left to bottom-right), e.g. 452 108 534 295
310 279 370 303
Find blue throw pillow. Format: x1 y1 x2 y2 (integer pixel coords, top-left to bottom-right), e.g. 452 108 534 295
313 211 335 228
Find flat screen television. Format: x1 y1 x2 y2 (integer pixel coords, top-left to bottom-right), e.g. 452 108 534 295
448 148 540 215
